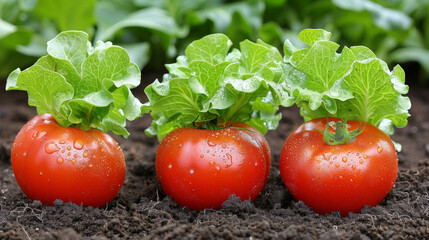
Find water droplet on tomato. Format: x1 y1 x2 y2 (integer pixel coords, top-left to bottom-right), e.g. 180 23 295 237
45 142 59 154
73 139 84 150
67 152 72 156
359 159 364 164
207 140 216 147
316 159 321 164
342 157 347 163
71 159 77 165
56 157 64 164
89 164 93 168
222 144 227 149
83 151 89 158
339 175 343 180
363 154 368 159
67 146 71 151
23 152 26 157
200 154 204 158
178 144 183 148
225 153 232 168
168 164 172 169
335 163 340 168
351 165 357 170
190 169 194 174
74 153 79 158
377 146 383 153
59 140 66 144
32 131 39 138
40 171 43 175
209 160 215 166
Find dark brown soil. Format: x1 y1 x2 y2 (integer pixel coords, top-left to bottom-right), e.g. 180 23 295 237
0 81 428 240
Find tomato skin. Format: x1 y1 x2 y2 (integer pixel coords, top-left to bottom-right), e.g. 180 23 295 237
156 122 269 210
279 117 398 216
11 114 126 207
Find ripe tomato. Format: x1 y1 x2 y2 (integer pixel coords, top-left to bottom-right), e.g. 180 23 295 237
279 117 398 216
156 122 270 210
11 114 126 207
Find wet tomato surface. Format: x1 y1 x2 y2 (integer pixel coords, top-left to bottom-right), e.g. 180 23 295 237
279 117 398 216
156 122 270 210
11 114 126 207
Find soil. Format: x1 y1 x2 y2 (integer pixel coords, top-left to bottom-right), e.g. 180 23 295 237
0 78 428 240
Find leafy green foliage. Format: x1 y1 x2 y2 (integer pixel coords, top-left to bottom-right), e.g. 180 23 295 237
1 0 429 84
283 29 411 141
6 31 143 137
143 34 293 140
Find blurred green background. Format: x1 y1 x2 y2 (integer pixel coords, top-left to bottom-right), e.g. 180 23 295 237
1 0 428 85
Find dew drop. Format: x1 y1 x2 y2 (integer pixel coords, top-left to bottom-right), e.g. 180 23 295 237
377 146 383 153
316 159 321 164
359 159 364 165
83 151 89 158
168 164 172 169
40 171 43 175
209 160 215 166
215 166 221 171
23 152 27 157
342 157 347 163
59 140 66 144
225 153 232 167
335 163 340 168
178 144 183 148
222 144 227 149
200 154 204 158
352 165 357 170
32 131 39 138
339 175 343 180
67 146 71 151
73 139 84 150
74 153 78 158
329 161 333 165
71 159 77 165
89 164 93 168
45 142 59 154
190 169 194 174
67 152 72 156
363 154 368 159
207 140 216 147
56 157 64 164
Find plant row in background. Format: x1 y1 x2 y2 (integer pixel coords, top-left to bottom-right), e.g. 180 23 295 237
1 0 429 84
6 28 410 216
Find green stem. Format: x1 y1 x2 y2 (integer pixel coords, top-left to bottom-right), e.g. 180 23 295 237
224 93 248 121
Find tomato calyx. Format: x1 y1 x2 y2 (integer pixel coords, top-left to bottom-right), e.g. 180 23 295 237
317 118 365 145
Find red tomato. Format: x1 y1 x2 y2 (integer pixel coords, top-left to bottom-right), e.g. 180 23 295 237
156 122 270 210
11 114 126 207
279 117 398 216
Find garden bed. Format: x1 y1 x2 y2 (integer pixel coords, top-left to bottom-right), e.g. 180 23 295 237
0 80 428 240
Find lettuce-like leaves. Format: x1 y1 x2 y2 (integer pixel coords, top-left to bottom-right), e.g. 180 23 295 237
283 29 411 140
143 33 293 140
6 31 143 137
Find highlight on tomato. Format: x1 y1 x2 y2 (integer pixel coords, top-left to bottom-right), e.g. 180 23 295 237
277 29 411 216
6 31 143 207
143 34 293 210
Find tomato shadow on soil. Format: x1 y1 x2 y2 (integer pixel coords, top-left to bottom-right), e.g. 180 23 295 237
0 81 428 239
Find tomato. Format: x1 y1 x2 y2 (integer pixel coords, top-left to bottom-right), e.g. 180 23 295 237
11 114 126 207
279 117 398 216
156 122 270 210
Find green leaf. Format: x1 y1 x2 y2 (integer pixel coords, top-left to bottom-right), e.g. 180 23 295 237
285 29 411 141
34 0 96 32
144 33 287 140
5 30 143 137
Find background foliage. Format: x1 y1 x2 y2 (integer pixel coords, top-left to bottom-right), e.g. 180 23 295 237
1 0 429 85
